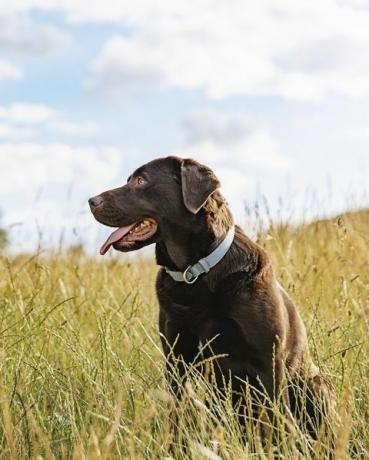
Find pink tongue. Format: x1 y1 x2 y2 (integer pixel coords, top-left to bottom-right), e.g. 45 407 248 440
100 223 137 255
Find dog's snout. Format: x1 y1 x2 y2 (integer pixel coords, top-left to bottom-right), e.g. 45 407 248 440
89 195 104 209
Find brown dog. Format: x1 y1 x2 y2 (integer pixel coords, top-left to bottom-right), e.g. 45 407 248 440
89 156 331 437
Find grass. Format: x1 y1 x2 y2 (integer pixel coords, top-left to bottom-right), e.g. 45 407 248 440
0 208 368 459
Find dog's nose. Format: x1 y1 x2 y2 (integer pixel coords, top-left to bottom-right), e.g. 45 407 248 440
89 195 104 209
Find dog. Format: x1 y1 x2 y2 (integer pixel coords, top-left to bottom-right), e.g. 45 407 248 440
89 156 332 439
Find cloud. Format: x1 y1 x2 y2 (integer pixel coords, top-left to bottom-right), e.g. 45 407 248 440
0 142 123 252
0 59 23 80
0 102 100 138
339 124 369 142
50 120 100 136
211 166 255 214
86 36 165 95
0 12 72 54
76 1 369 101
3 197 105 254
0 0 156 24
174 109 291 219
5 1 369 100
181 110 291 172
0 123 34 139
0 103 55 124
0 80 124 250
0 143 121 194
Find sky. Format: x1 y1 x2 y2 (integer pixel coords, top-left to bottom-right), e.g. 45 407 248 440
0 0 368 253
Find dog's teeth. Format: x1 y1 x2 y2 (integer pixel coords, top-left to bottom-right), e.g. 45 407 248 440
134 220 151 231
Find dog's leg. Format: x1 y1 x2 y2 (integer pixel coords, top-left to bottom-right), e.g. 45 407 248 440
288 371 336 459
159 311 198 455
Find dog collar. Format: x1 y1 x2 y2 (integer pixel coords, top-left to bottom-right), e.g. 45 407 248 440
164 226 235 284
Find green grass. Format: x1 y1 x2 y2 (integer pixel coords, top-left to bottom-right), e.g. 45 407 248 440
0 209 368 459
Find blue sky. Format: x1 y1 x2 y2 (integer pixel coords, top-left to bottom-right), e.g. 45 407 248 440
0 1 368 253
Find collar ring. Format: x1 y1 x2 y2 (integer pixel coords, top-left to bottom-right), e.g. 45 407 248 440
183 266 198 284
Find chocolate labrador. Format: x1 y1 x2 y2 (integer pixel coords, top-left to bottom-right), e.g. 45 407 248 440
89 156 331 438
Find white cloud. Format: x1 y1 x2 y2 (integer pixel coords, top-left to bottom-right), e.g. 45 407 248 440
0 123 34 139
50 120 100 136
0 103 55 124
0 141 123 252
0 59 23 80
175 109 291 220
86 36 164 94
3 197 107 254
213 166 255 216
0 102 101 138
76 1 369 101
181 110 291 172
1 0 368 250
0 11 72 54
4 1 369 100
339 124 369 142
0 143 122 194
1 0 154 24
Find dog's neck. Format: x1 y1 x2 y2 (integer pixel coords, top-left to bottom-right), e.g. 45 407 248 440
155 192 234 270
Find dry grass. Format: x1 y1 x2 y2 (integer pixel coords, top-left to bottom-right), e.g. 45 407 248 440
0 209 368 459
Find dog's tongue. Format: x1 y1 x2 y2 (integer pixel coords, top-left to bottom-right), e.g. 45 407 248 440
100 223 136 255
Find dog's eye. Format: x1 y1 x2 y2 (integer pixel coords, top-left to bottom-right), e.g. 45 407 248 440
136 176 146 185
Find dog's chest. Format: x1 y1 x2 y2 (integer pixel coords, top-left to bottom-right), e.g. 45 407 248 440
166 299 212 322
162 291 225 333
157 278 230 330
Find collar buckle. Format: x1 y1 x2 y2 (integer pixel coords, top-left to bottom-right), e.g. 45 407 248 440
183 265 199 284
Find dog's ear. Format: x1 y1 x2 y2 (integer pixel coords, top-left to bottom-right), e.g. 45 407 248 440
181 159 220 214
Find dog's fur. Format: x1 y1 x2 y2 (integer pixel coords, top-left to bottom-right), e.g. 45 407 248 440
89 156 332 437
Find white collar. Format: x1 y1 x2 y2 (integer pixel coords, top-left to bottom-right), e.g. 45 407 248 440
164 226 235 284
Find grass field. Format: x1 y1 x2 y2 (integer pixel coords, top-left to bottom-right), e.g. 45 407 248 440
0 209 368 459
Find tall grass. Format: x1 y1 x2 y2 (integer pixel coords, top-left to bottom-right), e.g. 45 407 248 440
0 209 368 458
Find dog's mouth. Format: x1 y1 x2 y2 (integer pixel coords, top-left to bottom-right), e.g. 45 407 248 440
100 218 158 255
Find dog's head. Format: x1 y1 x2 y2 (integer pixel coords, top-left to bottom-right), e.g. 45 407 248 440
89 156 221 254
